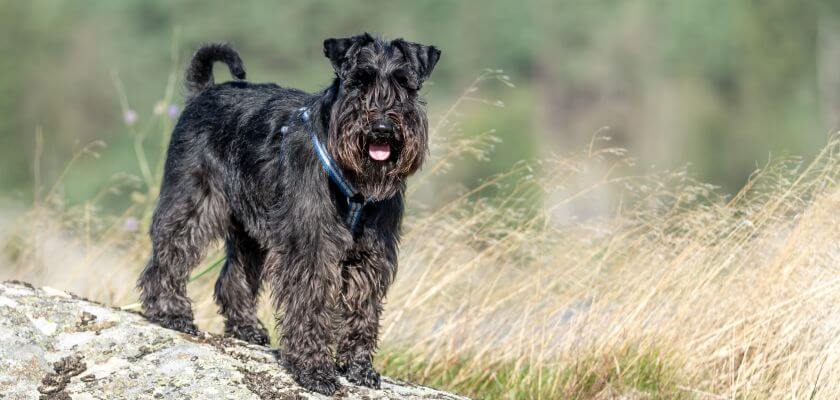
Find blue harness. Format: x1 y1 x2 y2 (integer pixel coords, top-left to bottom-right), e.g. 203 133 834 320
298 107 369 232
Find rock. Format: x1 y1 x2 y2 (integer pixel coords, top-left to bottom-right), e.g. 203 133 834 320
0 281 468 400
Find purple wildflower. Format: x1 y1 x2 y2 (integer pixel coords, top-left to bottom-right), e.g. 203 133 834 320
167 104 179 118
123 109 138 125
122 217 140 232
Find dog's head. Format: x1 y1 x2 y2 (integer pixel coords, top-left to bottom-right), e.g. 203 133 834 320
324 33 441 200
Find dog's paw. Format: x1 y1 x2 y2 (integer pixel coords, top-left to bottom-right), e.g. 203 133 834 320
225 321 270 346
148 314 199 335
289 363 340 396
338 359 381 389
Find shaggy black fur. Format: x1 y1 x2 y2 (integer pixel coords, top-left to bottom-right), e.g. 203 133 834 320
136 33 440 395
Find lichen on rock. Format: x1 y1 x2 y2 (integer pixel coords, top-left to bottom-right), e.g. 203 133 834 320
0 281 468 400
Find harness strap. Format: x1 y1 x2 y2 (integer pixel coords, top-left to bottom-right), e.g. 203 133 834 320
299 107 368 232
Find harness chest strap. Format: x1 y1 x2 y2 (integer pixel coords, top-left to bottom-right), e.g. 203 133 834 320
298 107 369 232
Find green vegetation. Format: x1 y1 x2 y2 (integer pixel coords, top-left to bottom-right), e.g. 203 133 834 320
3 1 840 203
378 346 685 399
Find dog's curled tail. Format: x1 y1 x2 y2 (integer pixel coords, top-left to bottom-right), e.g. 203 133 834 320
185 43 246 101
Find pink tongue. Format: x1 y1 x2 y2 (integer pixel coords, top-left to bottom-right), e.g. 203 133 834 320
368 143 391 161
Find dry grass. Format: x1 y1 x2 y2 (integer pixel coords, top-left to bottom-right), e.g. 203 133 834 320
2 70 839 399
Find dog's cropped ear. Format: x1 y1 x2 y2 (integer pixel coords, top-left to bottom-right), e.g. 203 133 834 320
324 33 374 74
392 39 441 83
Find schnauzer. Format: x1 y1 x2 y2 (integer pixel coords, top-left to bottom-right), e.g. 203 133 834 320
136 33 440 395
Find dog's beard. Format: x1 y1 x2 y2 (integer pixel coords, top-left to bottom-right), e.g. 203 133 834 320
328 100 428 201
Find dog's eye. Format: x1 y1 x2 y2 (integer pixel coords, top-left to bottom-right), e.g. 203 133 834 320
393 70 419 91
349 67 377 87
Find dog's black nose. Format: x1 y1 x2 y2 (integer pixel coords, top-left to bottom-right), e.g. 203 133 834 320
371 120 395 138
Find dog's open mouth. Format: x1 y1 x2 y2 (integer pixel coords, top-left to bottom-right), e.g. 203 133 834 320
368 142 392 161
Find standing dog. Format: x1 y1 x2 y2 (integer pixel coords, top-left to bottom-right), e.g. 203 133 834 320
137 33 440 395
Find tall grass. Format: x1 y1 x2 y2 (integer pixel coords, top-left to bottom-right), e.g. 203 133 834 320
2 68 839 399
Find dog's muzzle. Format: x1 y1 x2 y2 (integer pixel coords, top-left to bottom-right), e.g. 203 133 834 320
367 120 396 161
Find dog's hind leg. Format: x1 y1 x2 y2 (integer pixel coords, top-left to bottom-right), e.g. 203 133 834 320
137 176 227 335
214 220 270 345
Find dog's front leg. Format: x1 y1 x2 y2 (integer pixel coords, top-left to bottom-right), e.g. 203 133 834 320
335 261 393 389
269 240 344 396
336 223 399 389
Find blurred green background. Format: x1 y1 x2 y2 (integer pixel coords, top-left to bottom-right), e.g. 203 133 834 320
3 0 840 208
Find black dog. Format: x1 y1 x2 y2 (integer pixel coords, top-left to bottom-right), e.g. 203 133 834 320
136 33 440 395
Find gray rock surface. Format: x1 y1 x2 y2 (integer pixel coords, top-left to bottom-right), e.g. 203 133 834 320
0 281 467 400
